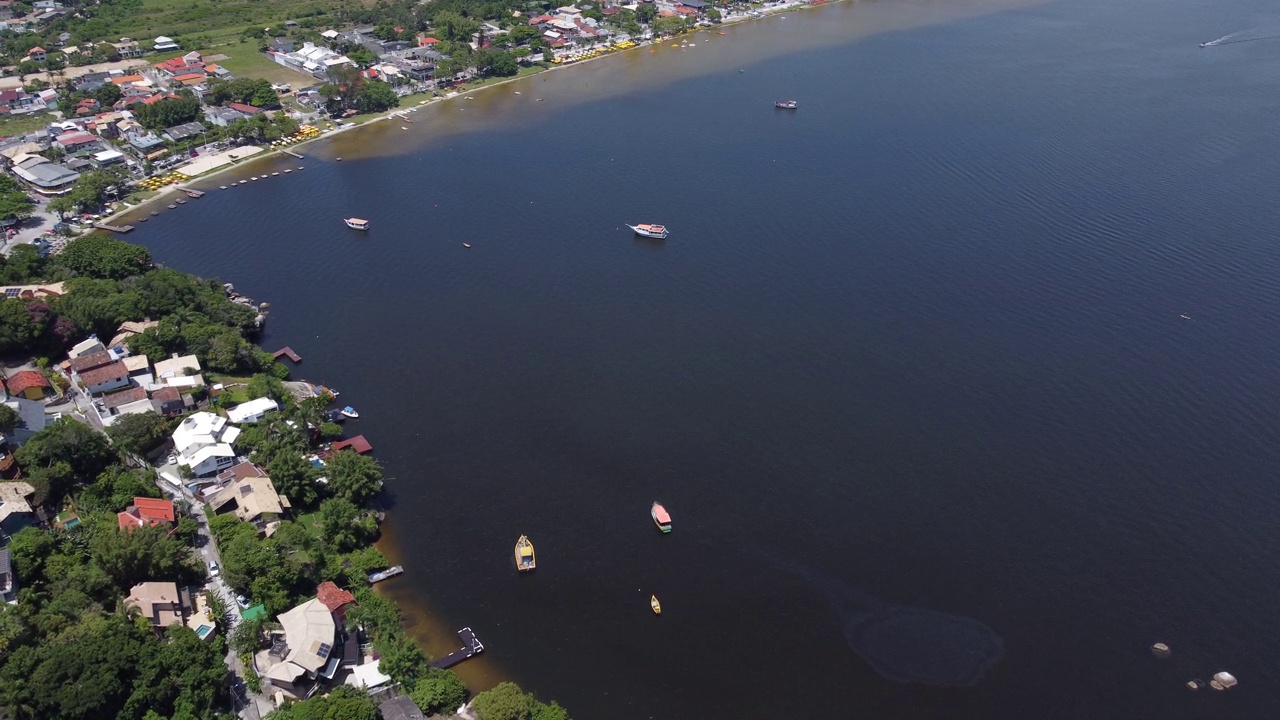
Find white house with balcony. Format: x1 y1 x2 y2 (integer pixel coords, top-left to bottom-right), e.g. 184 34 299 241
172 411 241 476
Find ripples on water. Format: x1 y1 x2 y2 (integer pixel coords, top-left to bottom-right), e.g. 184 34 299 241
132 0 1280 717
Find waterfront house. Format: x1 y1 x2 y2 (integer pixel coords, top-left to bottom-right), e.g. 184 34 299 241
0 482 36 535
125 581 186 628
4 370 49 400
208 475 289 530
378 696 426 720
258 598 339 697
225 397 279 424
330 435 373 455
117 496 175 531
172 411 240 476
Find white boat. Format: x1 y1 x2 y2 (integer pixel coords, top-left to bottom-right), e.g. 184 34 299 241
345 217 370 230
628 223 669 239
340 405 360 418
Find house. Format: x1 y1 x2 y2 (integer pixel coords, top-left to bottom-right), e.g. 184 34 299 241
161 121 206 143
208 475 289 528
1 390 49 446
379 696 426 720
53 130 99 152
5 370 49 400
172 411 240 476
225 102 263 116
68 336 106 359
152 386 184 415
112 38 142 59
125 581 186 627
97 384 154 424
316 581 356 624
225 397 278 424
125 129 165 151
0 89 35 112
109 320 158 349
267 38 297 54
216 460 265 485
78 360 130 395
205 106 247 127
0 482 36 535
152 353 203 389
117 496 175 531
272 42 353 79
153 36 179 52
205 63 232 79
27 47 45 63
259 598 339 696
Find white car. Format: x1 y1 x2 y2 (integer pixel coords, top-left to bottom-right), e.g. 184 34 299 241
209 560 220 577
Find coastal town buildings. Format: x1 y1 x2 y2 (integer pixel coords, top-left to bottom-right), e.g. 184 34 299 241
117 496 176 531
172 411 240 476
125 581 186 628
208 474 289 532
258 597 340 697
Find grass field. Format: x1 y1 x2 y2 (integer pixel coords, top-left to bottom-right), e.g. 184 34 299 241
88 0 353 44
210 40 319 87
0 111 59 139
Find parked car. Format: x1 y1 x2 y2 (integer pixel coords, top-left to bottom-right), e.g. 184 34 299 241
209 560 220 577
235 594 249 609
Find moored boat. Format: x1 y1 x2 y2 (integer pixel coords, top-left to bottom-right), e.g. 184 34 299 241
340 405 360 419
651 502 672 533
629 223 668 239
651 595 662 615
775 100 798 109
345 217 370 230
515 535 536 572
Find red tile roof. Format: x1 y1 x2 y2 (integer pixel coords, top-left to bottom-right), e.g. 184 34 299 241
117 496 176 530
79 361 128 388
29 46 44 53
316 581 356 613
331 435 373 454
227 102 262 114
419 36 440 45
5 370 49 395
101 385 147 409
152 386 180 403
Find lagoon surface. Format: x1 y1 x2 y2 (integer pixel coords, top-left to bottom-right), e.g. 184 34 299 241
130 0 1280 717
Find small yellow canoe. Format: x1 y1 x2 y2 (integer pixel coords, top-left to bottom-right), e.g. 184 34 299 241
650 595 661 615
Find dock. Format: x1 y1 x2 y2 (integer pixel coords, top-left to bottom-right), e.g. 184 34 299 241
182 188 206 198
93 222 134 233
282 149 304 159
429 628 484 669
272 346 302 363
368 565 403 584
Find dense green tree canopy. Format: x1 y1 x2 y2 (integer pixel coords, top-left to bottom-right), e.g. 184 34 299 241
324 450 384 506
55 234 152 280
105 411 172 456
411 668 470 715
132 95 202 130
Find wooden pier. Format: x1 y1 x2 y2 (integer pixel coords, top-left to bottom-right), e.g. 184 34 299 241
272 346 302 363
182 188 206 198
93 222 134 233
282 149 304 159
429 628 484 669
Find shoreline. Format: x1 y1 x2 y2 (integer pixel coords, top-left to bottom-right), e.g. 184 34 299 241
101 0 831 226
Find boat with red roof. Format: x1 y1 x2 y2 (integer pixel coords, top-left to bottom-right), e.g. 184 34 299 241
651 502 672 533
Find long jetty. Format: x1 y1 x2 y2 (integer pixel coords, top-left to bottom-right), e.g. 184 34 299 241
282 149 304 159
429 627 484 669
272 346 302 363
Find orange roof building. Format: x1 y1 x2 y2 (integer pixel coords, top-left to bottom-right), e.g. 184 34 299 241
118 496 176 531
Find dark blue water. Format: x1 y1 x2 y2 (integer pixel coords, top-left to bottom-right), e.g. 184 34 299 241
128 0 1280 717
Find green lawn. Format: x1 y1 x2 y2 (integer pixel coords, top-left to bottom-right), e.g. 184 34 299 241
210 40 318 87
83 0 353 45
0 111 59 139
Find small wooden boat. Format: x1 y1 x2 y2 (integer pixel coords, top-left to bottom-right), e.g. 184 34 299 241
515 535 536 572
462 242 472 248
340 405 359 419
650 595 661 615
651 502 672 533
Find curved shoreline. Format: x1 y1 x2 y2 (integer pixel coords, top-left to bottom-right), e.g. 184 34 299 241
102 1 831 225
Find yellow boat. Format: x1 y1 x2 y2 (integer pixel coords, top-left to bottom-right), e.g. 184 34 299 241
515 535 536 572
650 595 661 615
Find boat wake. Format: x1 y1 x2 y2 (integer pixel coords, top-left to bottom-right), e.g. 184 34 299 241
1200 26 1280 47
766 552 1004 687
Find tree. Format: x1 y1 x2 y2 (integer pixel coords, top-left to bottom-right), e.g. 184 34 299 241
91 522 195 589
105 412 170 456
324 450 383 505
0 183 32 221
0 300 52 355
635 3 656 23
15 418 116 486
47 195 75 221
92 83 122 106
267 452 316 509
410 669 469 715
132 95 201 130
705 7 722 20
0 403 22 433
318 498 376 553
54 235 150 279
271 685 376 720
471 682 533 720
355 80 398 113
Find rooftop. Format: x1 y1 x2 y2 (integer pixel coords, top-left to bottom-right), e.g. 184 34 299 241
316 581 356 613
78 361 128 388
5 370 49 395
101 385 147 410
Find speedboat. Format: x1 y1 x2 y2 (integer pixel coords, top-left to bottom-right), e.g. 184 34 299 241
340 405 359 419
651 595 662 615
515 535 536 572
629 223 669 239
775 100 798 109
651 502 672 533
345 217 370 230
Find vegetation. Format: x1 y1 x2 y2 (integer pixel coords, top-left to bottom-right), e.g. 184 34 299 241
471 682 571 720
133 94 203 131
106 412 173 456
206 77 281 109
